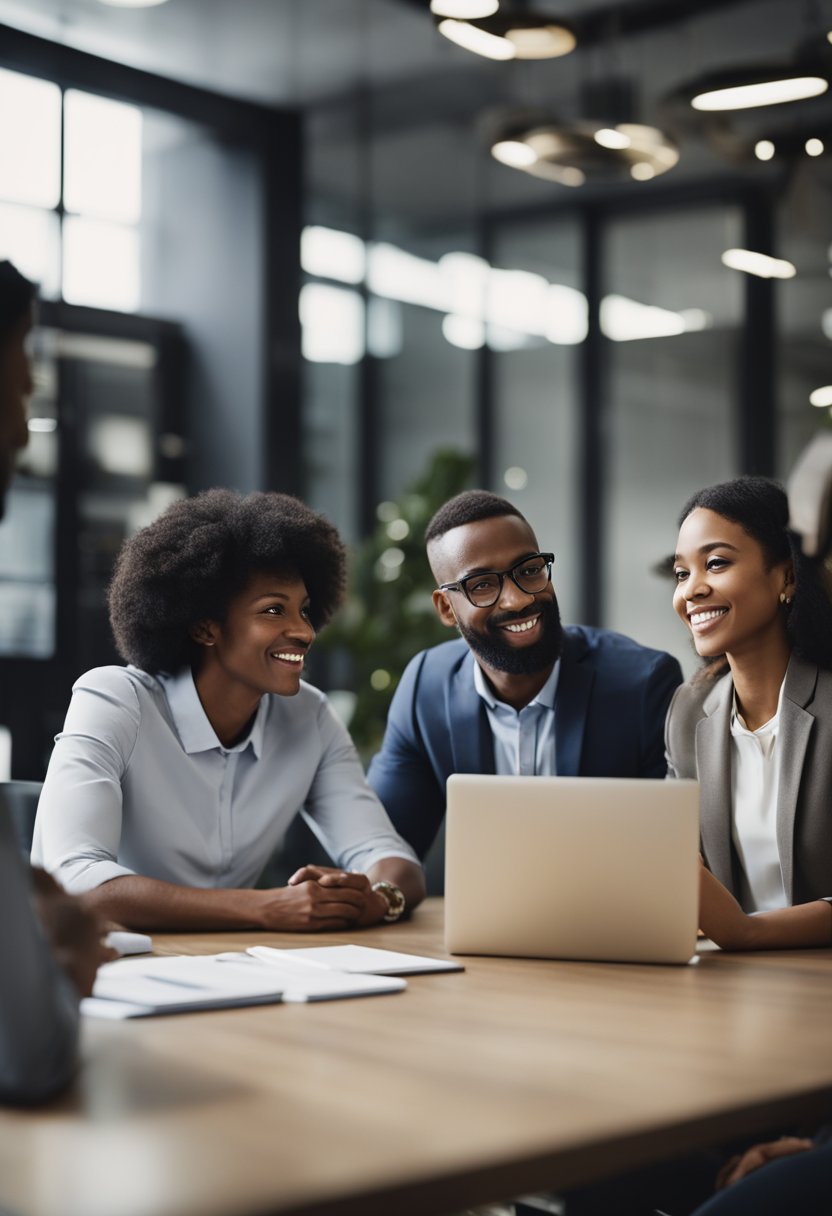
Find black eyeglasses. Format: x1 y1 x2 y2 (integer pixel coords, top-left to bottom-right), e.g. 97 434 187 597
439 552 554 608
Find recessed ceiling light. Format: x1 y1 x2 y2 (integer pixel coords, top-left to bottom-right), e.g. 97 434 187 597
806 137 825 156
692 75 828 111
721 248 796 279
430 0 498 17
755 140 776 160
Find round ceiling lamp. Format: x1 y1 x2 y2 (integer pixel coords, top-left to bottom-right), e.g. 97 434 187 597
430 1 499 16
434 5 576 61
672 36 832 112
490 117 679 186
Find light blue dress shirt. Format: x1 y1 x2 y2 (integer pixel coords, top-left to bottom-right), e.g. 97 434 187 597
32 665 418 895
473 659 560 775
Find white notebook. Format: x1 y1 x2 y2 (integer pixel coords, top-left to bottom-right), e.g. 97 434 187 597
83 952 405 1018
249 944 464 976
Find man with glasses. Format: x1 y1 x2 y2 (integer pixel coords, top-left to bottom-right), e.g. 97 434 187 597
368 490 683 860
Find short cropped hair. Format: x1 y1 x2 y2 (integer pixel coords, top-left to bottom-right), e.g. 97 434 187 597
108 489 347 674
425 490 524 546
0 261 36 342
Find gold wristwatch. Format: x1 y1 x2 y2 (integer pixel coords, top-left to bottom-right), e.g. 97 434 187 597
371 881 407 923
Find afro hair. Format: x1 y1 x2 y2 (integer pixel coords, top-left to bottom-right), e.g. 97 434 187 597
108 489 347 674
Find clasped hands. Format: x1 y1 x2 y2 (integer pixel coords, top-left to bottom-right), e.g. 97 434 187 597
256 865 389 932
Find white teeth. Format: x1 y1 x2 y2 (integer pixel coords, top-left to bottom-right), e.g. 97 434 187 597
689 608 728 627
505 616 538 634
272 652 303 663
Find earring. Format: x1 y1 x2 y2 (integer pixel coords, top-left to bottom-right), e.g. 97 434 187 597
779 592 793 605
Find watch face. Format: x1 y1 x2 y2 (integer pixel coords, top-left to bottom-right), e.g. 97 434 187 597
374 882 406 921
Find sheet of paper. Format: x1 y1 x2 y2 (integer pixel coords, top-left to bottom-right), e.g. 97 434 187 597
84 951 407 1018
248 944 465 976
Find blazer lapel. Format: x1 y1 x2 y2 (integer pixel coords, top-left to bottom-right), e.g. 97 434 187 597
555 632 594 777
696 676 735 890
776 658 818 902
447 653 495 775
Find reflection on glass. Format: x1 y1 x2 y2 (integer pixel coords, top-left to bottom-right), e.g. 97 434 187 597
603 206 742 675
62 216 141 311
0 68 61 209
300 283 365 365
0 488 55 658
0 202 61 298
64 90 143 225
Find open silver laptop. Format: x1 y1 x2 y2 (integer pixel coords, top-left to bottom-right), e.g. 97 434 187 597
444 774 700 964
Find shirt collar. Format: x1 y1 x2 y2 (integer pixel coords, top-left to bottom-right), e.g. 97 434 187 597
157 667 266 758
730 678 785 743
473 658 561 711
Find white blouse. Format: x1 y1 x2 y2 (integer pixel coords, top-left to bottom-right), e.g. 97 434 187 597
729 682 787 913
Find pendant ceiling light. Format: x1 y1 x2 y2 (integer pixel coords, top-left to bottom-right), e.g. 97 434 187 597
490 115 679 186
672 35 832 112
434 3 576 62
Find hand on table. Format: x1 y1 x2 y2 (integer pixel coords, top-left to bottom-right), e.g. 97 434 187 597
30 867 116 996
716 1136 815 1189
288 864 389 927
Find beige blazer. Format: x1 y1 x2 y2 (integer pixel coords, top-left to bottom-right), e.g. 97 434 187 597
665 654 832 907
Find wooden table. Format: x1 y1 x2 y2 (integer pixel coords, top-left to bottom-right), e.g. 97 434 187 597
2 899 831 1216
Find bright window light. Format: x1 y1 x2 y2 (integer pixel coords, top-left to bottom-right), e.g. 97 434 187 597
64 90 142 224
546 284 588 345
0 68 61 209
0 202 61 298
301 226 365 284
692 76 828 111
439 251 490 320
721 248 796 279
601 295 688 342
442 315 485 349
88 416 152 477
62 216 141 311
810 386 832 408
300 283 365 365
367 244 447 311
487 268 550 336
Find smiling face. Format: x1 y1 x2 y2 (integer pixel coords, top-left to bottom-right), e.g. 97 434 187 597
429 513 562 678
195 570 315 700
672 508 793 663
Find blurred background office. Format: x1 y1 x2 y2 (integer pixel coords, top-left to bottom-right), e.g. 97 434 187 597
0 0 830 779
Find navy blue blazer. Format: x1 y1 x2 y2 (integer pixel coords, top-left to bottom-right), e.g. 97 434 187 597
367 627 683 858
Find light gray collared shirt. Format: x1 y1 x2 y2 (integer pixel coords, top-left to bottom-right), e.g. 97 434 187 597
32 665 418 894
473 660 560 776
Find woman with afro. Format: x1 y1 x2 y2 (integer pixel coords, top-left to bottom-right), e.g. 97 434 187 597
32 489 424 931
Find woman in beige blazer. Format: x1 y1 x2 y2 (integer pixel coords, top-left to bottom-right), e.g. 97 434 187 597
666 476 832 950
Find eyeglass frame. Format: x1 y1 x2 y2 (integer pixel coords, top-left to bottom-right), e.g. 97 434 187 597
438 552 555 608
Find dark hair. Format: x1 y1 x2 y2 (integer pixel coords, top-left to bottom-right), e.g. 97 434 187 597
425 490 524 545
0 261 36 342
108 489 347 674
680 475 832 672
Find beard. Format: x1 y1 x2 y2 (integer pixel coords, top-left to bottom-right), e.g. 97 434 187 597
456 595 563 676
